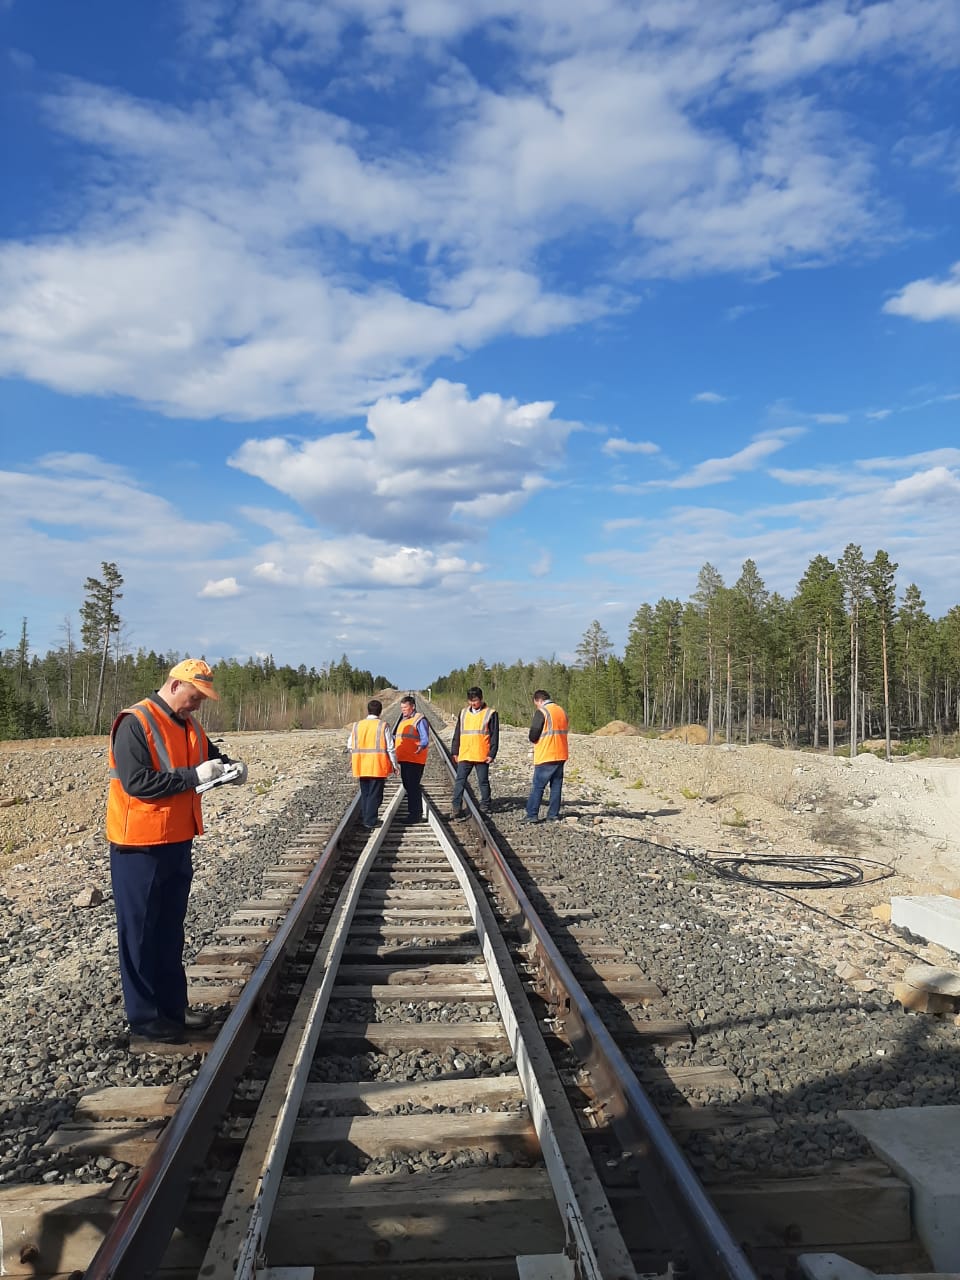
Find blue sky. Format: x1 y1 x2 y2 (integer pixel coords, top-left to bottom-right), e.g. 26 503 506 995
1 0 959 688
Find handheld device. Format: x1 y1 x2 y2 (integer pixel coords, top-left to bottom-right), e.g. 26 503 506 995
197 761 244 794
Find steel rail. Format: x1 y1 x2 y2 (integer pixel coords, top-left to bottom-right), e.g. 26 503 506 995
82 797 361 1280
427 716 759 1280
430 807 636 1280
227 788 404 1279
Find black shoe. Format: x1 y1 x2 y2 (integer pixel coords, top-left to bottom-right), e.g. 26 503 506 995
520 815 540 824
130 1017 186 1044
449 810 466 821
182 1008 211 1030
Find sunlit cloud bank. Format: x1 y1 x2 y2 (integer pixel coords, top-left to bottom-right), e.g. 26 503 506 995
229 379 577 541
2 2 957 418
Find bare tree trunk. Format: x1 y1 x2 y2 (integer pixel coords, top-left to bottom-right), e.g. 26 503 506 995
92 633 110 735
848 615 858 758
813 627 821 750
745 658 753 747
881 622 891 761
826 631 835 756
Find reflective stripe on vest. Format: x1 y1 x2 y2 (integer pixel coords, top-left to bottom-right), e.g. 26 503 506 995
395 714 428 765
534 703 569 765
458 706 494 762
350 718 393 777
106 699 210 846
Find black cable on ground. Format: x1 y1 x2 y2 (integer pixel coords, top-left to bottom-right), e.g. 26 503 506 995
640 840 930 964
703 853 887 890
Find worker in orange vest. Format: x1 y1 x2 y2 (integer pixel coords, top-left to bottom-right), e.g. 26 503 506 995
348 698 399 829
522 690 569 823
107 658 248 1043
450 686 499 818
394 694 429 823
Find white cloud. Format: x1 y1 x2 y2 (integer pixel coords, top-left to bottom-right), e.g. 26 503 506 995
693 391 726 403
3 0 950 417
0 210 597 419
884 262 960 322
248 527 483 590
0 457 234 557
887 466 960 504
530 550 552 577
651 434 793 489
866 408 893 420
631 98 882 277
602 436 660 455
603 516 646 531
588 442 960 615
811 412 849 424
769 465 873 490
252 560 297 585
199 576 243 597
860 447 960 473
725 303 762 322
229 378 578 540
734 0 960 87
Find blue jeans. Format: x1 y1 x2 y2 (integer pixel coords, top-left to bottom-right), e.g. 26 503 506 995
452 760 491 812
526 761 564 820
111 840 193 1029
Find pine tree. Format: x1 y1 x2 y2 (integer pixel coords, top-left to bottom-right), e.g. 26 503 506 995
868 550 898 760
693 564 725 744
80 562 124 734
733 560 769 746
574 620 614 730
838 544 868 757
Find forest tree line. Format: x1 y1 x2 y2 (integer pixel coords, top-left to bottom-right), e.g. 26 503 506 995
4 548 959 758
0 563 395 740
431 547 960 759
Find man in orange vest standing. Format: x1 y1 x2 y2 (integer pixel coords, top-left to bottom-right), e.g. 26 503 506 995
348 698 399 830
523 690 569 824
106 659 248 1043
450 686 499 818
394 694 429 823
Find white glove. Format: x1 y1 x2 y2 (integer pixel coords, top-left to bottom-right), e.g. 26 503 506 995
196 759 225 785
226 761 248 785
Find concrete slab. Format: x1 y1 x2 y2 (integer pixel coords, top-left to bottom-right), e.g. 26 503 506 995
799 1253 960 1280
840 1107 960 1271
517 1256 576 1280
891 896 960 955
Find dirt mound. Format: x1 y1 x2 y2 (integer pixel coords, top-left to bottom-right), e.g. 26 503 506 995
661 724 709 745
592 720 640 737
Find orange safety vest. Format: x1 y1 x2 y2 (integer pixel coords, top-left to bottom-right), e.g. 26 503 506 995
457 705 495 762
350 718 393 777
534 703 569 765
106 699 211 846
395 714 428 765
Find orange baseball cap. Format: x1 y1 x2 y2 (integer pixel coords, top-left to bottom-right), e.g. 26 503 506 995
168 658 219 700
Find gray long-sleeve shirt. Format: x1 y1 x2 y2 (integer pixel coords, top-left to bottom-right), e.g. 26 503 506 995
111 693 227 798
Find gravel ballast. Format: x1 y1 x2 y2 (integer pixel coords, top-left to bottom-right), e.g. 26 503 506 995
2 724 959 1193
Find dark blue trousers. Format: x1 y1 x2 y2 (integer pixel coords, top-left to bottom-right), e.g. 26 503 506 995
399 761 425 821
358 776 386 827
110 840 193 1030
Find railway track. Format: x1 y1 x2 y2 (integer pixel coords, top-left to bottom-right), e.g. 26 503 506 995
0 707 935 1280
